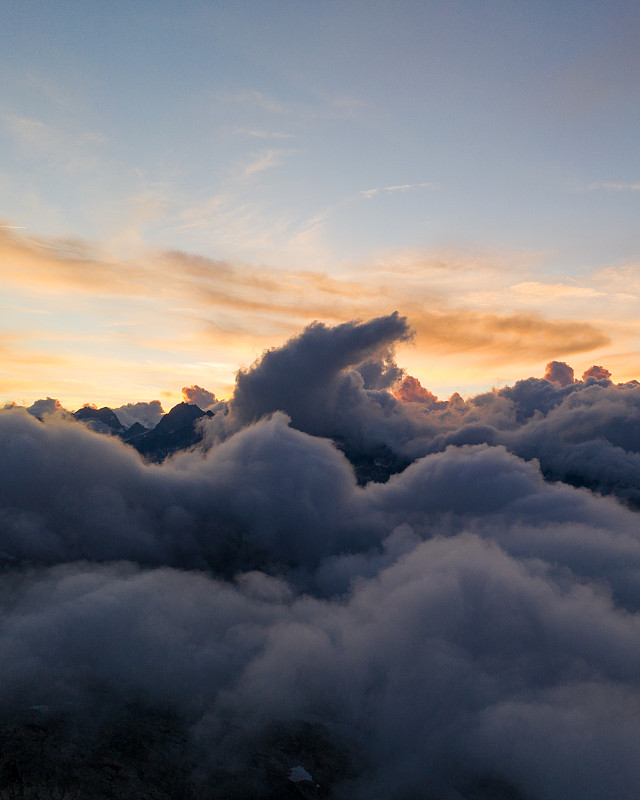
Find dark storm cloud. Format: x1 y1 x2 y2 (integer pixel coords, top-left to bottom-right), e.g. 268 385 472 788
354 352 404 390
5 316 640 798
500 381 640 508
3 530 640 799
0 407 368 571
416 376 640 510
228 313 413 448
4 404 640 602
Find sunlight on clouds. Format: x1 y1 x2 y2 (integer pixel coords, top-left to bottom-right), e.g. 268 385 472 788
405 307 608 360
1 225 638 408
177 194 231 231
510 281 605 300
592 262 640 294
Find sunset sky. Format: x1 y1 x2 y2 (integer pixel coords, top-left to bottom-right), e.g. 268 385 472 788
2 0 640 409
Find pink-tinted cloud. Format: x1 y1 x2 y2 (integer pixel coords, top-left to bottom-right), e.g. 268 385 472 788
543 361 575 387
393 375 439 407
582 365 612 382
182 385 217 409
27 397 64 418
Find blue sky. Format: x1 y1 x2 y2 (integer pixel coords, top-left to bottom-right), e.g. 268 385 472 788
2 1 640 407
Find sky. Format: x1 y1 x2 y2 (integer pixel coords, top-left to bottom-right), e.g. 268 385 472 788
2 0 640 409
5 6 640 791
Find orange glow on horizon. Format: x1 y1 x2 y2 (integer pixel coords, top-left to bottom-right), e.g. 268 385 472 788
1 225 638 411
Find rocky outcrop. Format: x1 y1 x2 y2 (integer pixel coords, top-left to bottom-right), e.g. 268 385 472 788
332 439 411 485
73 407 125 436
0 706 193 799
121 421 150 442
126 403 213 462
0 711 358 800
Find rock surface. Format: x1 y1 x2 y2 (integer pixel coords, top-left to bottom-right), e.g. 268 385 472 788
0 710 358 800
125 402 212 462
73 407 125 436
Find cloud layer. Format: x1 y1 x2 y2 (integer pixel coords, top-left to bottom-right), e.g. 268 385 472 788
3 315 640 798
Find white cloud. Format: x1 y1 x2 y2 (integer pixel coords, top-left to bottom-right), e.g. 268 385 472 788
236 127 294 139
361 182 438 198
242 148 287 177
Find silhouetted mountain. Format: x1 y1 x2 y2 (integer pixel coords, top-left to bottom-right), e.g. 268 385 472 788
153 402 205 434
121 421 150 442
128 402 213 462
74 406 125 435
333 438 411 485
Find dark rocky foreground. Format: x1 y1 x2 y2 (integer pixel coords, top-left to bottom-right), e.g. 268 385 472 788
0 705 532 799
73 402 214 465
73 402 408 483
0 707 357 800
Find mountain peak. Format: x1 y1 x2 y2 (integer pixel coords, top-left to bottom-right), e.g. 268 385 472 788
154 402 204 435
74 406 124 434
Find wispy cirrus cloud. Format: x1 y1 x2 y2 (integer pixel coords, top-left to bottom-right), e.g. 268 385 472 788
235 127 294 139
218 87 367 123
219 89 286 114
241 148 288 177
1 112 107 161
361 182 439 198
0 223 620 409
586 182 640 191
1 114 58 151
406 306 609 361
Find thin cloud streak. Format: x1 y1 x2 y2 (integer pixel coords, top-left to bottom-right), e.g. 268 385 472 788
361 182 439 198
236 127 294 139
241 148 288 177
587 182 640 191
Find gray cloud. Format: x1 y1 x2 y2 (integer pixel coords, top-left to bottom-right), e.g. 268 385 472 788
230 313 411 437
582 364 612 382
113 399 164 428
4 317 640 798
26 396 65 418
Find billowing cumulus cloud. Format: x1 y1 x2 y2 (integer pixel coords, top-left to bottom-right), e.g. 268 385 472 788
182 384 217 408
582 364 612 381
226 313 414 451
393 375 439 406
543 360 575 386
113 399 165 428
5 316 640 798
26 396 65 418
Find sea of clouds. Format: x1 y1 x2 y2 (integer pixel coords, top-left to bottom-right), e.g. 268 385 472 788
3 313 640 798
